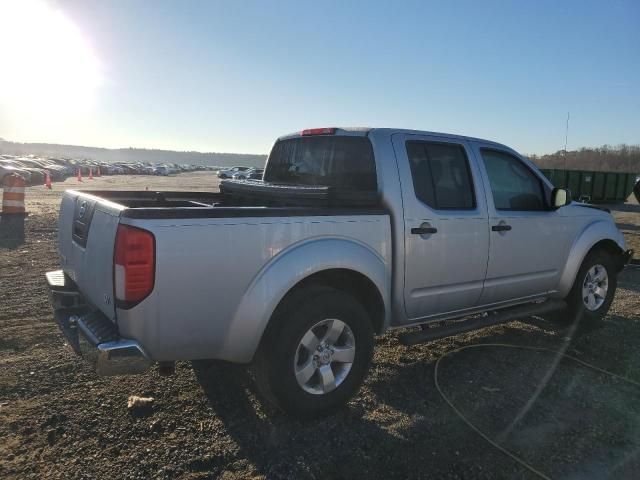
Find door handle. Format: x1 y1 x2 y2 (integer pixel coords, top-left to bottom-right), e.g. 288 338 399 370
491 224 512 232
411 226 438 235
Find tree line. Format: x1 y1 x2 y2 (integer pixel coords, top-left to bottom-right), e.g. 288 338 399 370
530 144 640 173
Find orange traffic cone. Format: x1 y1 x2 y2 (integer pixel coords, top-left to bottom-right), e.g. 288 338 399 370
89 168 94 180
45 172 52 189
77 168 83 182
96 167 101 177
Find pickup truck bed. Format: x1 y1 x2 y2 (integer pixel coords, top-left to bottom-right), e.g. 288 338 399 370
53 187 391 367
93 189 384 218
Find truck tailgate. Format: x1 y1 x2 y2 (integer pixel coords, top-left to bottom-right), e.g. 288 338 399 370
58 191 124 322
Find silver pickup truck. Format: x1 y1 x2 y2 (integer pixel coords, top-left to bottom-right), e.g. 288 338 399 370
47 127 633 416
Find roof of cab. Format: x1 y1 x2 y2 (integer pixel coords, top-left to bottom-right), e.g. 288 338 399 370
277 127 512 151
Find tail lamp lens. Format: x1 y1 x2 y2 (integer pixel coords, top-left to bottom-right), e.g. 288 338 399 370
114 225 155 305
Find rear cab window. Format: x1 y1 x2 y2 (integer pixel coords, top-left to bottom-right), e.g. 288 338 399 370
263 135 377 191
406 141 476 210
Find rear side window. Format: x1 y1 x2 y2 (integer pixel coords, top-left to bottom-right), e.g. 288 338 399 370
480 149 545 211
263 136 377 190
406 141 475 210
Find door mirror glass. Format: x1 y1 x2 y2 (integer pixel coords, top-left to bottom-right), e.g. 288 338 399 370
552 188 571 208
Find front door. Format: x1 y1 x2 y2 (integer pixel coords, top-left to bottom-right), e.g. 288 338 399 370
473 145 571 305
392 134 490 322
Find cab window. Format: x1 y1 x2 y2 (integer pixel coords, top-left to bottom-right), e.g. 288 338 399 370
264 136 377 191
481 149 546 211
406 141 476 210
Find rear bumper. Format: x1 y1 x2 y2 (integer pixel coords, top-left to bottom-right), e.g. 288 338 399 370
46 270 152 376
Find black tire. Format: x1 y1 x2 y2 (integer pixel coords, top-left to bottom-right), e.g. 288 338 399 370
553 249 618 327
252 286 374 417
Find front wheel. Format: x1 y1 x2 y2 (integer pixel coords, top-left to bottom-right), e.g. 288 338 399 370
562 249 618 326
253 287 374 417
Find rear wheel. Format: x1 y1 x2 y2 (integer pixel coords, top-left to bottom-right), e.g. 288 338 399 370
253 287 374 417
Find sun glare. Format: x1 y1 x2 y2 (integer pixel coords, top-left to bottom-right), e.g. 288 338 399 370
0 0 102 117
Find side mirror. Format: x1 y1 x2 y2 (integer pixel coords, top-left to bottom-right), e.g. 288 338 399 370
551 188 571 208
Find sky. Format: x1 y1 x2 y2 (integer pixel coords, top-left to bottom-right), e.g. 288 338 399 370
0 0 638 155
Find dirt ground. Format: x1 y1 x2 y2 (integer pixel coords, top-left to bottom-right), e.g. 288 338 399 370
1 172 639 479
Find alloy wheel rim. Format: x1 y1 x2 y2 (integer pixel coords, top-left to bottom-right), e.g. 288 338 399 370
293 318 356 395
582 264 608 311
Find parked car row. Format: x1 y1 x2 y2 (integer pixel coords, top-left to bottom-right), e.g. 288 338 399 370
0 154 217 186
1 154 74 185
232 168 264 180
74 160 215 176
217 166 264 180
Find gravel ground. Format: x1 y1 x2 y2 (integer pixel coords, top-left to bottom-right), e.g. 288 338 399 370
611 192 640 254
1 172 639 479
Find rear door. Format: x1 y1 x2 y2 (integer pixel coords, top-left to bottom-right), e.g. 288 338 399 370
473 144 571 305
392 133 490 322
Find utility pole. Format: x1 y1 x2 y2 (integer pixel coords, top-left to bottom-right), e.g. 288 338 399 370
563 111 570 170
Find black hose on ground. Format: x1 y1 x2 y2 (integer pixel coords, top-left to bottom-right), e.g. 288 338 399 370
434 343 640 480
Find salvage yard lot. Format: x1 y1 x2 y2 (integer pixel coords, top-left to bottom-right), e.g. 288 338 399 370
1 172 639 479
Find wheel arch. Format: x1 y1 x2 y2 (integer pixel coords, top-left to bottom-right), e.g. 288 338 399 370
557 220 625 297
589 238 625 261
270 268 386 336
219 237 391 363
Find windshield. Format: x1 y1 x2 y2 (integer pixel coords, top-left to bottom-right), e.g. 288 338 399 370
263 135 377 190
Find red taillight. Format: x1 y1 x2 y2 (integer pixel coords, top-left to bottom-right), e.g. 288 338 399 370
114 225 155 306
301 127 336 136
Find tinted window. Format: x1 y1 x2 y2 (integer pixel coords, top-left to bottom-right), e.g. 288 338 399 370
406 141 475 209
481 149 545 211
263 136 376 190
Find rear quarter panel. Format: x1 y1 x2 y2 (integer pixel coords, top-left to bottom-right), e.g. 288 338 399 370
116 214 391 362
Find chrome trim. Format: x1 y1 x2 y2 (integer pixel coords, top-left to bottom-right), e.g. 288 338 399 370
76 327 152 376
96 340 152 376
64 314 152 376
47 271 152 376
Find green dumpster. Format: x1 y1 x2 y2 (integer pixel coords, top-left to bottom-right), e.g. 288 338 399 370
604 174 617 201
538 168 638 203
567 171 582 199
592 172 606 200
